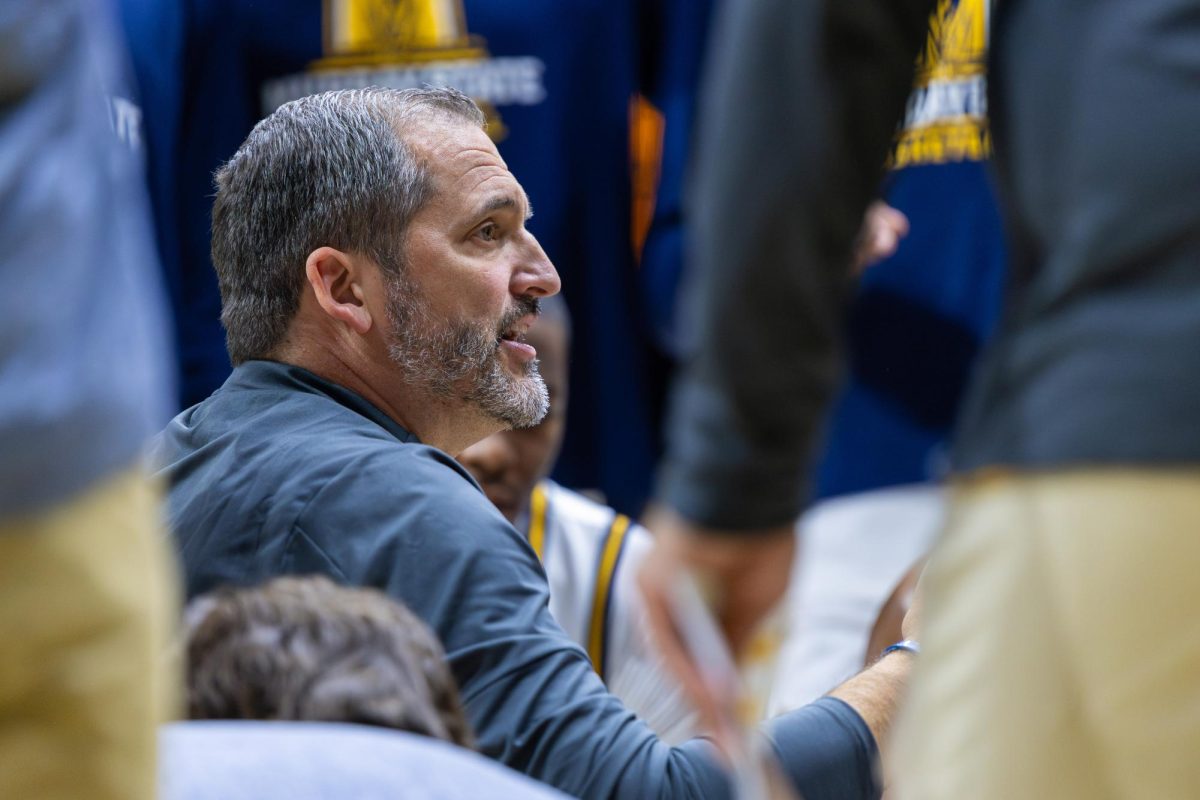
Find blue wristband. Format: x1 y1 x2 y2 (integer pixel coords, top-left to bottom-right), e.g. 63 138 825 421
882 639 921 658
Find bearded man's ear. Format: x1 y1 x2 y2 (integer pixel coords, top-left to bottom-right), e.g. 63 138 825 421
305 246 373 335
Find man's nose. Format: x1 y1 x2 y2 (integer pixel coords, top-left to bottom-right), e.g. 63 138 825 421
511 231 561 298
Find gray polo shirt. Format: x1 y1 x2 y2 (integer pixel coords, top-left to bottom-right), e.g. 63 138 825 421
153 360 879 800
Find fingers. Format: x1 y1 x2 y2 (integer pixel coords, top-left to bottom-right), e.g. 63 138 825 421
853 201 911 273
637 545 736 747
899 569 925 643
638 510 799 762
875 203 910 237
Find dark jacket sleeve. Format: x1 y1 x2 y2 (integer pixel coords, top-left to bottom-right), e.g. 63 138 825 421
657 0 937 530
292 447 879 799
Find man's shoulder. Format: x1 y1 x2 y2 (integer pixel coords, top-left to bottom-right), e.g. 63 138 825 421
300 440 497 531
279 422 522 578
156 361 462 486
203 389 506 548
159 365 525 596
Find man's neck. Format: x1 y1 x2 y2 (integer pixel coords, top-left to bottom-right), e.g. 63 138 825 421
273 341 500 456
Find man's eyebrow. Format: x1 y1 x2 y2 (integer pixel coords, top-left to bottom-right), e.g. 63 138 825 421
477 192 534 221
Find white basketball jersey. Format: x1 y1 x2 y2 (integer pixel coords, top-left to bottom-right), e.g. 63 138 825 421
519 480 697 744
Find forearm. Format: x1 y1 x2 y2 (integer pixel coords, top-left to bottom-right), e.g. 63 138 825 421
827 650 915 765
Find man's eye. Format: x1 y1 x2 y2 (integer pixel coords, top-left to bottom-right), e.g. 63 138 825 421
476 223 499 242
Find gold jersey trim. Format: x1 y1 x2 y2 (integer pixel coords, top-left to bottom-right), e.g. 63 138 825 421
528 482 549 561
892 118 992 169
587 513 632 680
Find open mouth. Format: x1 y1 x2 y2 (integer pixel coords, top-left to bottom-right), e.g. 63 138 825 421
495 311 538 361
495 299 539 346
498 327 527 345
498 333 537 362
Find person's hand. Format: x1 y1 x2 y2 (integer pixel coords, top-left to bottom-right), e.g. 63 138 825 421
638 505 796 743
864 558 925 666
852 201 910 273
900 568 923 644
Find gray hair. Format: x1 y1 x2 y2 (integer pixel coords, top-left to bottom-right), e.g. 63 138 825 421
211 86 486 365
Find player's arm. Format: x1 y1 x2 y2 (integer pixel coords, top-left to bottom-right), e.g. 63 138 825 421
646 0 937 737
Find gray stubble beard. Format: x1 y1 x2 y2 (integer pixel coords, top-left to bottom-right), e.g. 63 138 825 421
384 274 549 430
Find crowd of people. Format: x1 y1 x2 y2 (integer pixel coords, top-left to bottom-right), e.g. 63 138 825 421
4 0 1199 799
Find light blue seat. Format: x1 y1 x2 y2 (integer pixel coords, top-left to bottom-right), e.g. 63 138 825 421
160 721 573 800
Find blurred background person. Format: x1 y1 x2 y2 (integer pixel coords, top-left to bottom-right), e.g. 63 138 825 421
185 576 475 745
0 1 177 798
647 0 1200 797
768 0 1006 712
642 0 937 734
117 0 715 517
458 297 697 743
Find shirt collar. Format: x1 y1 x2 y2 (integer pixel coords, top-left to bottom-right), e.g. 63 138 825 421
229 360 420 444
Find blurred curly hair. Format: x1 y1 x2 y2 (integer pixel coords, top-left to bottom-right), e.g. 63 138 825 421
185 575 474 748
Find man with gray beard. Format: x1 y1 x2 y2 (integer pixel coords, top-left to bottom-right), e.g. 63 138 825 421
154 87 905 800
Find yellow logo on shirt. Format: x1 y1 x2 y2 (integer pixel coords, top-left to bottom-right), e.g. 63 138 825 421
262 0 546 137
892 0 991 168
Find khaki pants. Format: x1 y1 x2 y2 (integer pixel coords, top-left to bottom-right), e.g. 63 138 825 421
895 469 1200 800
0 467 179 800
